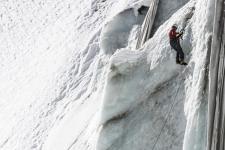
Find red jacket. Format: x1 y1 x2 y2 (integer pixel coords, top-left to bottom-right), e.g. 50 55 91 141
169 28 179 39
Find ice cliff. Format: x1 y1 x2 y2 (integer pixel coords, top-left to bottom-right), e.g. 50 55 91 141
0 0 219 150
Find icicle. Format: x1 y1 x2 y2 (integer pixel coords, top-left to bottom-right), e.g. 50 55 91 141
136 0 159 49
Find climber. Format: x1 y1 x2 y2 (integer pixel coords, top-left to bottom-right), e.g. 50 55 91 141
169 24 187 65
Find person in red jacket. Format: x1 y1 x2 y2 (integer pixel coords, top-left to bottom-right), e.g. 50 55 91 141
169 24 187 65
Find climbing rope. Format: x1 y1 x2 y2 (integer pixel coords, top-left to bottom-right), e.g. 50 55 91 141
151 70 186 150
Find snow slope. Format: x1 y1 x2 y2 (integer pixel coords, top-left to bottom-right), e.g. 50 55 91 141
0 0 121 149
0 0 214 150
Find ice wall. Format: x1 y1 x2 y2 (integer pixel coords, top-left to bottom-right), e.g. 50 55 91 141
136 0 159 49
98 1 197 149
42 0 154 150
97 0 220 149
136 0 190 50
0 0 217 149
207 0 225 149
100 7 147 55
182 0 215 149
152 0 190 35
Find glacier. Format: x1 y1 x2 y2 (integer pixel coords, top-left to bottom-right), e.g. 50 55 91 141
0 0 221 150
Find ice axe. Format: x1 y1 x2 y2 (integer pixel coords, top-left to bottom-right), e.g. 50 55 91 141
179 28 185 40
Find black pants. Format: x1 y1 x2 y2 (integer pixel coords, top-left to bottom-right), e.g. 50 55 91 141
170 39 184 62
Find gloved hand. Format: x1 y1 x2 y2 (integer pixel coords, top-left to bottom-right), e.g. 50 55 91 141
179 31 184 35
178 32 184 39
180 29 185 35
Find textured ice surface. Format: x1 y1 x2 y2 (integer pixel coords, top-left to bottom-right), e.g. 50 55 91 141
100 8 147 55
0 0 214 150
98 77 186 150
98 2 194 150
151 0 190 35
98 0 211 150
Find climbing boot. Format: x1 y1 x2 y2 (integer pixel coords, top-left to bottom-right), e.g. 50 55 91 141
180 61 188 65
176 60 180 64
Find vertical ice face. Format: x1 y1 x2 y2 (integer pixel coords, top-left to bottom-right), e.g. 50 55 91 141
0 0 220 150
98 1 199 149
136 0 159 49
97 0 221 149
100 7 148 55
182 0 215 149
152 0 190 34
207 0 225 149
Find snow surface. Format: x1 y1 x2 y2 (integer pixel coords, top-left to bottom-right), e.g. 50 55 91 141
0 0 118 149
0 0 214 149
